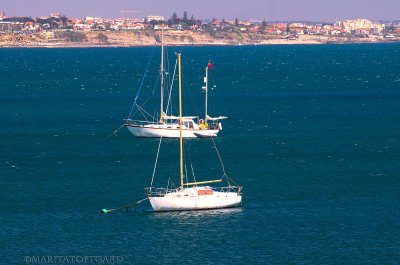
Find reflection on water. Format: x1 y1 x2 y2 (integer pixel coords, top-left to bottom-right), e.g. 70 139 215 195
148 207 244 220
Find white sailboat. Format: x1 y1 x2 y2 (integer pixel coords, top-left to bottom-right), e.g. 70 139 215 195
125 27 226 138
146 53 242 211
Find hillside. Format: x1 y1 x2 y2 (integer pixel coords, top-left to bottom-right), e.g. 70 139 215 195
0 30 399 48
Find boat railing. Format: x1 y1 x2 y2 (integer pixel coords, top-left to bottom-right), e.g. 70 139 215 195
145 187 179 197
206 120 222 130
216 186 242 194
124 119 160 126
124 119 185 127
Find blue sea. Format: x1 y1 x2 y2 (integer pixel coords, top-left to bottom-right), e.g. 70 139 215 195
1 44 399 264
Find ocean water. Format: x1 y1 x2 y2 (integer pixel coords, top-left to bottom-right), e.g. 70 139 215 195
1 44 400 264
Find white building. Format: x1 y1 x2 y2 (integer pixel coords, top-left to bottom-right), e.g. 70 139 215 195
336 19 385 34
146 15 164 22
50 13 61 18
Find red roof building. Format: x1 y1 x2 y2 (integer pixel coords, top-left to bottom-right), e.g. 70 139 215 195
248 26 259 32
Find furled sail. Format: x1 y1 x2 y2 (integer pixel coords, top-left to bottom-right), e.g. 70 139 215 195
163 114 198 120
206 115 228 121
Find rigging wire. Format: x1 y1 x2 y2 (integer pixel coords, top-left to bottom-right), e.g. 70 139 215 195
184 164 189 185
211 137 227 177
184 139 197 184
107 36 160 138
150 135 163 187
164 58 178 115
128 74 160 120
165 47 172 116
127 36 159 119
136 104 156 121
182 74 200 118
129 46 176 121
150 59 178 187
190 162 197 184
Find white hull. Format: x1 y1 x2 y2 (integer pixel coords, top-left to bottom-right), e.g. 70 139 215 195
127 125 219 138
149 188 242 211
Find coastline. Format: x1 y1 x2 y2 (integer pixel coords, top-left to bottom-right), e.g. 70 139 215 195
1 30 399 48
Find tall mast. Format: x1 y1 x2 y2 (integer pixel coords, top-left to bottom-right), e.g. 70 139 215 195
178 53 183 191
205 66 208 123
160 25 164 123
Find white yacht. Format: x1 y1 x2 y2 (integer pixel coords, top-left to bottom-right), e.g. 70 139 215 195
125 27 226 138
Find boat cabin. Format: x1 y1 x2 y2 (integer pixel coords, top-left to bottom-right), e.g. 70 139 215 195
173 119 200 130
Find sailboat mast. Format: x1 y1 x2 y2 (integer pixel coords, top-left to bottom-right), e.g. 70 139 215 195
205 66 208 123
160 26 164 123
178 53 183 191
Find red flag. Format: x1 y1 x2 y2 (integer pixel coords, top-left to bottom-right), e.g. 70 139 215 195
208 63 213 68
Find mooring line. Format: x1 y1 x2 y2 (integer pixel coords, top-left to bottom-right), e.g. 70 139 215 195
101 198 148 213
105 123 127 139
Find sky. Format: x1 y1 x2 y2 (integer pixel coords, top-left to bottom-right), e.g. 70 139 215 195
1 0 399 22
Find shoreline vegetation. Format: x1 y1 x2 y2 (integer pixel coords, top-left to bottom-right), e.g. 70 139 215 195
1 30 400 48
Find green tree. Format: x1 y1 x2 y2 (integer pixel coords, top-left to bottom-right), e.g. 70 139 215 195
60 15 69 28
183 11 188 21
36 17 59 29
262 20 267 27
234 18 239 25
188 15 197 26
3 17 34 23
259 19 267 33
385 25 394 35
172 12 178 23
150 20 162 25
55 30 87 42
221 18 226 30
104 22 111 30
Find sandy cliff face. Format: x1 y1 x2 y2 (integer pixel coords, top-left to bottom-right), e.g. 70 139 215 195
85 30 246 46
0 30 397 48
